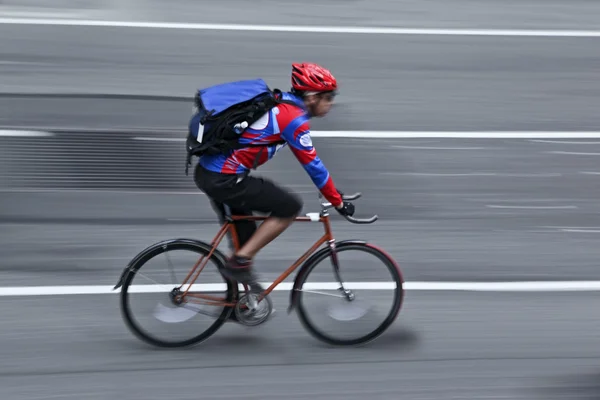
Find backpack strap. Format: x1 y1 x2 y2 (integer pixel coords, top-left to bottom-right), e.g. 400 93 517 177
238 90 307 179
272 88 307 110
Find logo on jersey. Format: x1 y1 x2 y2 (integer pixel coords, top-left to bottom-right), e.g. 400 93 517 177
299 132 313 148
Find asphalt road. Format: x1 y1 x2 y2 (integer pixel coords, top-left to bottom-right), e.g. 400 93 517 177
3 0 600 29
1 5 600 400
2 132 600 285
0 292 599 400
1 23 600 131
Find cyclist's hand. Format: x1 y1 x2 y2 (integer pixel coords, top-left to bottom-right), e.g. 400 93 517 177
335 201 355 217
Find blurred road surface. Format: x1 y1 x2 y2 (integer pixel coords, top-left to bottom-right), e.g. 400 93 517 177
2 133 600 285
1 23 599 131
1 3 600 399
0 292 599 400
2 0 600 29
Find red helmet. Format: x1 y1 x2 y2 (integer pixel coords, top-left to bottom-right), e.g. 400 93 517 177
291 62 338 92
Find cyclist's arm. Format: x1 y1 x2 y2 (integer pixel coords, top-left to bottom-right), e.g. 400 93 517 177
280 115 343 207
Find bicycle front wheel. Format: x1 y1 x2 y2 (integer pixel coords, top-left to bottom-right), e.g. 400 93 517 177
295 242 404 346
119 239 237 348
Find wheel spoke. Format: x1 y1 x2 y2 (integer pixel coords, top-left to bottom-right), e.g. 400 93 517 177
295 289 346 298
130 269 174 291
164 251 178 285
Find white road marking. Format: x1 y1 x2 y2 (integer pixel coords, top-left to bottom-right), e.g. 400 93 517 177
0 130 54 137
166 218 212 222
486 205 577 209
133 137 184 142
561 229 600 233
4 130 600 141
491 173 562 177
320 131 600 138
541 226 600 229
0 61 49 65
0 10 85 19
579 171 600 175
133 131 600 141
468 198 577 202
347 139 442 145
529 139 600 144
546 151 600 156
1 281 600 296
382 172 562 177
383 172 496 177
0 188 205 195
391 145 489 150
0 18 600 37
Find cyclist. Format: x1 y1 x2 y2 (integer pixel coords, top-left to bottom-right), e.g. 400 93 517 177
193 62 355 292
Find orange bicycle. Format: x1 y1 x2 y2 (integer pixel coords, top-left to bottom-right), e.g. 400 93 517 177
113 192 404 347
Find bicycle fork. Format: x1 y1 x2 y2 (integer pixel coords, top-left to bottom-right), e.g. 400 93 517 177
328 240 355 302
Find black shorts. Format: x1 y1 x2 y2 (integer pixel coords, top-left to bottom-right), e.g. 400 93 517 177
194 164 303 248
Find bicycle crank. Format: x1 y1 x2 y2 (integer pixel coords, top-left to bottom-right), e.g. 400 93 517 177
234 293 274 326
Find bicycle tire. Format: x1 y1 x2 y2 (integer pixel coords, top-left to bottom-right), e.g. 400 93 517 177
295 242 404 346
119 238 237 348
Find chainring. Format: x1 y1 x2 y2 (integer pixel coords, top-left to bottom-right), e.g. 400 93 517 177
234 292 273 326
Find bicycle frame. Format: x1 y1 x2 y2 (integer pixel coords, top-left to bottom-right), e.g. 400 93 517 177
114 192 400 347
176 212 337 307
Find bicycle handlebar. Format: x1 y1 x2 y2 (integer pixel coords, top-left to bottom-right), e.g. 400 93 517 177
319 191 362 207
342 214 379 224
340 192 362 202
319 192 379 224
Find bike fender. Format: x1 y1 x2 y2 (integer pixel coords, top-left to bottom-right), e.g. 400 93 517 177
112 238 224 290
287 240 367 313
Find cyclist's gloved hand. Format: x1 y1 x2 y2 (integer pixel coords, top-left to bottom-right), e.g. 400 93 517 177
336 201 355 217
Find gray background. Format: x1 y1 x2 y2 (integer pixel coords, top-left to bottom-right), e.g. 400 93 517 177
1 2 600 399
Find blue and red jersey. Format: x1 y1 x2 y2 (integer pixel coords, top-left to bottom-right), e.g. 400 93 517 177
198 92 343 207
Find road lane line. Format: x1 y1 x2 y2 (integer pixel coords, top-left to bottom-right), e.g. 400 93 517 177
546 151 600 156
132 131 600 141
560 229 600 233
529 140 600 144
5 129 600 140
390 145 490 150
1 19 600 37
0 130 54 137
1 281 600 296
382 172 562 177
486 205 577 209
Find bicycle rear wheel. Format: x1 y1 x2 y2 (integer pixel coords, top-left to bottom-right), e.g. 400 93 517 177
118 239 237 348
294 242 404 346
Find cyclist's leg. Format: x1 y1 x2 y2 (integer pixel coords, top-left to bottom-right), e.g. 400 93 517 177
207 198 258 323
221 175 302 284
195 165 258 249
194 164 302 285
208 198 257 251
235 214 294 259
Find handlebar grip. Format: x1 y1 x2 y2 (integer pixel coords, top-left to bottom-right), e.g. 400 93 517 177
344 214 378 224
341 192 362 201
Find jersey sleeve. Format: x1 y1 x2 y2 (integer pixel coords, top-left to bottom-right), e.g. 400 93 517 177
279 113 343 207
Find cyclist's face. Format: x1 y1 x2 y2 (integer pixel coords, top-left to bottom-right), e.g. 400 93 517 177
309 92 335 117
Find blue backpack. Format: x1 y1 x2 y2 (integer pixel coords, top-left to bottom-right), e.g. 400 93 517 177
185 78 299 175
